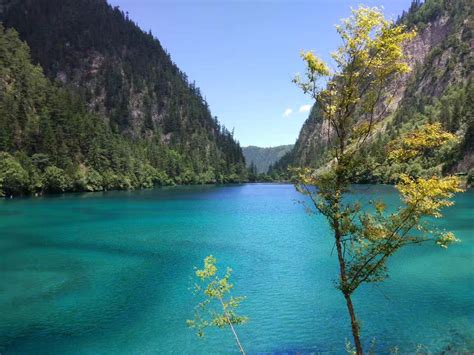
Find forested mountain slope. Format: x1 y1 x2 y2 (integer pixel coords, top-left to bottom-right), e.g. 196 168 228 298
242 145 293 174
0 0 247 196
274 0 473 182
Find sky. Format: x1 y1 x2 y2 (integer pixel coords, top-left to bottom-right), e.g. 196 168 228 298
107 0 413 147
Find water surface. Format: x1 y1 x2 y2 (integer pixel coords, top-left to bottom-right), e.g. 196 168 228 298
0 184 473 353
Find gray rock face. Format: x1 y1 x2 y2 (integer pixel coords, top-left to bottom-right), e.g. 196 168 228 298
279 0 473 174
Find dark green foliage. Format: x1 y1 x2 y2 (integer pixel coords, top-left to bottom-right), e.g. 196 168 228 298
42 166 70 193
461 80 474 153
397 0 471 30
247 162 258 182
0 0 245 167
0 26 246 196
242 145 293 174
0 152 29 196
397 0 443 29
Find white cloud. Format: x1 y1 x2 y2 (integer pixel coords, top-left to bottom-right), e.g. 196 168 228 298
283 108 293 117
299 104 312 113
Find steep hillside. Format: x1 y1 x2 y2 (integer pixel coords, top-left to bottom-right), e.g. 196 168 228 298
0 0 247 195
242 145 293 173
276 0 473 181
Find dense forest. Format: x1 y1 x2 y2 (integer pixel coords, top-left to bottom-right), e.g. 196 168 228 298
0 0 472 196
274 0 473 184
0 0 247 196
242 145 293 174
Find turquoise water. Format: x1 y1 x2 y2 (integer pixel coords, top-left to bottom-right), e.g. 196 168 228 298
0 184 472 354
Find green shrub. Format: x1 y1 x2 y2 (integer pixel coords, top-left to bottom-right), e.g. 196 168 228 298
0 152 30 196
43 166 70 193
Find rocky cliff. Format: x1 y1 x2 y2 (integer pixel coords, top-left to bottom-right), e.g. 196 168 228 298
277 0 473 179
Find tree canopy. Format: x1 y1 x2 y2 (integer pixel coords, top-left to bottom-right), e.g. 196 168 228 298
293 6 464 354
0 26 247 196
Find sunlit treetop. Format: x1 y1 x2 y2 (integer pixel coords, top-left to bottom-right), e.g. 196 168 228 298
397 174 463 219
388 122 458 162
333 6 415 75
295 6 417 159
187 255 247 346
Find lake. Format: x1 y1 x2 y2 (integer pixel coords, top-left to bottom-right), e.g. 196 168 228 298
0 184 472 354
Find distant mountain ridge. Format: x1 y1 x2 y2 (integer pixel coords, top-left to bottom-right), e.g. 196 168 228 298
243 145 293 174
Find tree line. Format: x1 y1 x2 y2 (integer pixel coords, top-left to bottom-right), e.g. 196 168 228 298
0 26 247 197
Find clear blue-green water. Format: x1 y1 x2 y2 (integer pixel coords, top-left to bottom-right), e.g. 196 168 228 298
0 184 472 354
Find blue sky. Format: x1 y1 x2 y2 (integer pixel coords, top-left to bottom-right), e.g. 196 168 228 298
107 0 413 147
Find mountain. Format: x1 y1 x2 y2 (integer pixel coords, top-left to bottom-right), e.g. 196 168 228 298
274 0 473 182
242 145 293 174
0 0 247 196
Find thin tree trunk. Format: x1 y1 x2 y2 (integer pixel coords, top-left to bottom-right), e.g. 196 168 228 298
334 226 363 355
219 297 246 355
332 136 363 354
343 291 363 355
